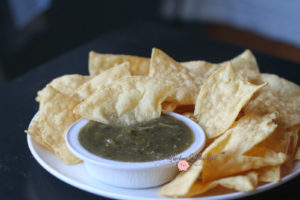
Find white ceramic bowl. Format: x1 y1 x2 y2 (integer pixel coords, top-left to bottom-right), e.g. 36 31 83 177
65 111 206 189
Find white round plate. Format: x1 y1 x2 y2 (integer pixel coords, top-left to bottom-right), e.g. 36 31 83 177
27 135 300 200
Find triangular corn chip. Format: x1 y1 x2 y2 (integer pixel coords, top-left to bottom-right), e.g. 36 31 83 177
245 74 300 129
73 62 131 101
194 63 267 139
88 51 149 75
222 113 277 154
187 172 258 197
36 74 90 102
26 85 81 164
149 48 199 105
73 76 173 126
202 152 286 183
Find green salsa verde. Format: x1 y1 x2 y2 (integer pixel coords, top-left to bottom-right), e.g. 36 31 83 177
78 114 194 162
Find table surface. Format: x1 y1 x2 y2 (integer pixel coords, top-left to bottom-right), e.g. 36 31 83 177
0 21 299 200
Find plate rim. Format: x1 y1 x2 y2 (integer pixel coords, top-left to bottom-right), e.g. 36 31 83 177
27 134 300 200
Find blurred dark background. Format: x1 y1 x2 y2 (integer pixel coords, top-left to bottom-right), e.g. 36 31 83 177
1 0 300 86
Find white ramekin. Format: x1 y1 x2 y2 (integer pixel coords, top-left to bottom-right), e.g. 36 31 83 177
65 111 206 189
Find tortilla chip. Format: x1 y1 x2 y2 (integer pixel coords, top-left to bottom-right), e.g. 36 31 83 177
222 113 277 154
36 74 90 102
245 73 300 129
200 113 277 160
160 170 258 197
220 49 260 73
149 48 199 105
88 51 149 75
187 172 258 197
26 85 81 164
158 160 203 197
73 62 131 101
248 128 295 156
257 166 280 182
181 49 260 86
261 73 300 97
73 76 173 126
181 61 220 88
25 117 53 151
202 152 286 183
194 63 267 139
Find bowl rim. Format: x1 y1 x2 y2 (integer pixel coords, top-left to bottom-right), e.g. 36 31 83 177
65 111 206 170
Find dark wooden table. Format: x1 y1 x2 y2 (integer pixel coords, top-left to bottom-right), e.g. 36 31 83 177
0 21 299 200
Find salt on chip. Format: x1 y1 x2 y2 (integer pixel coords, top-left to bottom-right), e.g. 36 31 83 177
88 51 149 76
149 48 199 105
26 85 81 164
73 76 173 126
72 62 131 101
194 63 267 139
36 74 90 102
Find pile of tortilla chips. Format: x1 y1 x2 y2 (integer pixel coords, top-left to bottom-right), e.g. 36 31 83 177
25 48 300 197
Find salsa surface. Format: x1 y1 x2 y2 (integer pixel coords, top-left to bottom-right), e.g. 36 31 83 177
78 114 194 162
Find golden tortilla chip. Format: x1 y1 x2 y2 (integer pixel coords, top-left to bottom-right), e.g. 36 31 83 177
261 73 300 97
187 172 258 197
158 160 203 197
200 113 277 160
159 170 258 197
181 61 220 88
25 117 53 151
202 152 286 183
257 166 280 182
149 48 198 105
73 76 173 126
245 73 300 129
194 63 267 139
36 74 90 102
149 48 199 105
73 62 131 101
220 49 260 73
88 51 149 75
222 113 277 154
247 128 295 156
181 49 260 86
26 85 81 164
